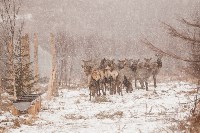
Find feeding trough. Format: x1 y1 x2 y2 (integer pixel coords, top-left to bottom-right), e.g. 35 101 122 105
10 94 42 116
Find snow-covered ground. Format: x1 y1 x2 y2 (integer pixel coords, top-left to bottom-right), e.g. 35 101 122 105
1 81 198 133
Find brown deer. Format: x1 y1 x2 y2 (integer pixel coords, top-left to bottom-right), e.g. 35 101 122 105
116 59 134 94
132 55 163 91
151 54 163 88
103 59 119 95
81 60 102 100
133 58 153 91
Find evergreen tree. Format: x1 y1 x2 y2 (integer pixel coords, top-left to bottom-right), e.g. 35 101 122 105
14 34 36 97
0 0 23 98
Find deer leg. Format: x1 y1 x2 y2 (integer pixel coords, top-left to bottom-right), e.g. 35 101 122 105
129 81 133 93
109 80 112 95
103 83 106 95
135 79 138 89
139 80 144 89
111 80 115 94
121 85 123 96
118 86 121 95
113 81 116 94
119 83 123 96
104 82 107 94
89 89 92 101
95 80 99 96
90 91 91 101
153 75 157 88
116 81 120 95
100 81 106 95
117 82 121 95
97 81 101 96
145 81 148 91
102 78 107 95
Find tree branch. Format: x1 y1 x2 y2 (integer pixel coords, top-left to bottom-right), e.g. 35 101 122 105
162 22 200 44
180 18 200 29
141 38 200 62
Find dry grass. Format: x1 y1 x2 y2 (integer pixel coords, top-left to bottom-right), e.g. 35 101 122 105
75 99 80 104
93 96 112 103
20 116 37 126
64 114 86 120
95 111 123 119
176 89 197 95
0 100 12 112
79 94 88 97
10 116 37 129
0 127 7 133
178 100 200 133
13 119 21 128
159 73 198 85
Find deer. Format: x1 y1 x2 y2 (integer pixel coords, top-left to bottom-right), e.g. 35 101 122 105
151 54 163 88
81 60 103 100
98 58 114 95
113 59 135 95
103 59 119 95
132 58 153 91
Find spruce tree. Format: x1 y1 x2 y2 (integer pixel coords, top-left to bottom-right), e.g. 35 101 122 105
14 34 35 97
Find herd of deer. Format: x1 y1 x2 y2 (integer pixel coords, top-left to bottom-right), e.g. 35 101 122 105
81 54 163 100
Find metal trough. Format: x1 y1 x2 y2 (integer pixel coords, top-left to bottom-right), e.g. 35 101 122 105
11 93 42 116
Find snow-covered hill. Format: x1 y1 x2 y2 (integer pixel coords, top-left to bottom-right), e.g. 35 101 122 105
1 81 198 133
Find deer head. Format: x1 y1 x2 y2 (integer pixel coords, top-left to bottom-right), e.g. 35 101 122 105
155 54 163 68
81 59 93 76
118 60 126 69
131 59 140 71
144 58 152 68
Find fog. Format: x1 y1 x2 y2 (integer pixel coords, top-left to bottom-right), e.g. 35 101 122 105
20 0 199 82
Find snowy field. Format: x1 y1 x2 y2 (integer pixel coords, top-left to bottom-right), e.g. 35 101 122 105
1 81 198 133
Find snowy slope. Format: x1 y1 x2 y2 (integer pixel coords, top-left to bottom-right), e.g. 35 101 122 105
2 81 198 133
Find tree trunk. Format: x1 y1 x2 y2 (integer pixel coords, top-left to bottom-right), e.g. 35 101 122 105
34 33 39 82
7 40 16 100
47 33 59 100
21 34 32 94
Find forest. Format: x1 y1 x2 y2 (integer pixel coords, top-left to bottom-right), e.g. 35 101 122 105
0 0 200 133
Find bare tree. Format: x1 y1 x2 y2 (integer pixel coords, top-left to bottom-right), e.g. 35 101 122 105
55 32 76 87
47 33 59 100
0 0 23 98
142 14 200 83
